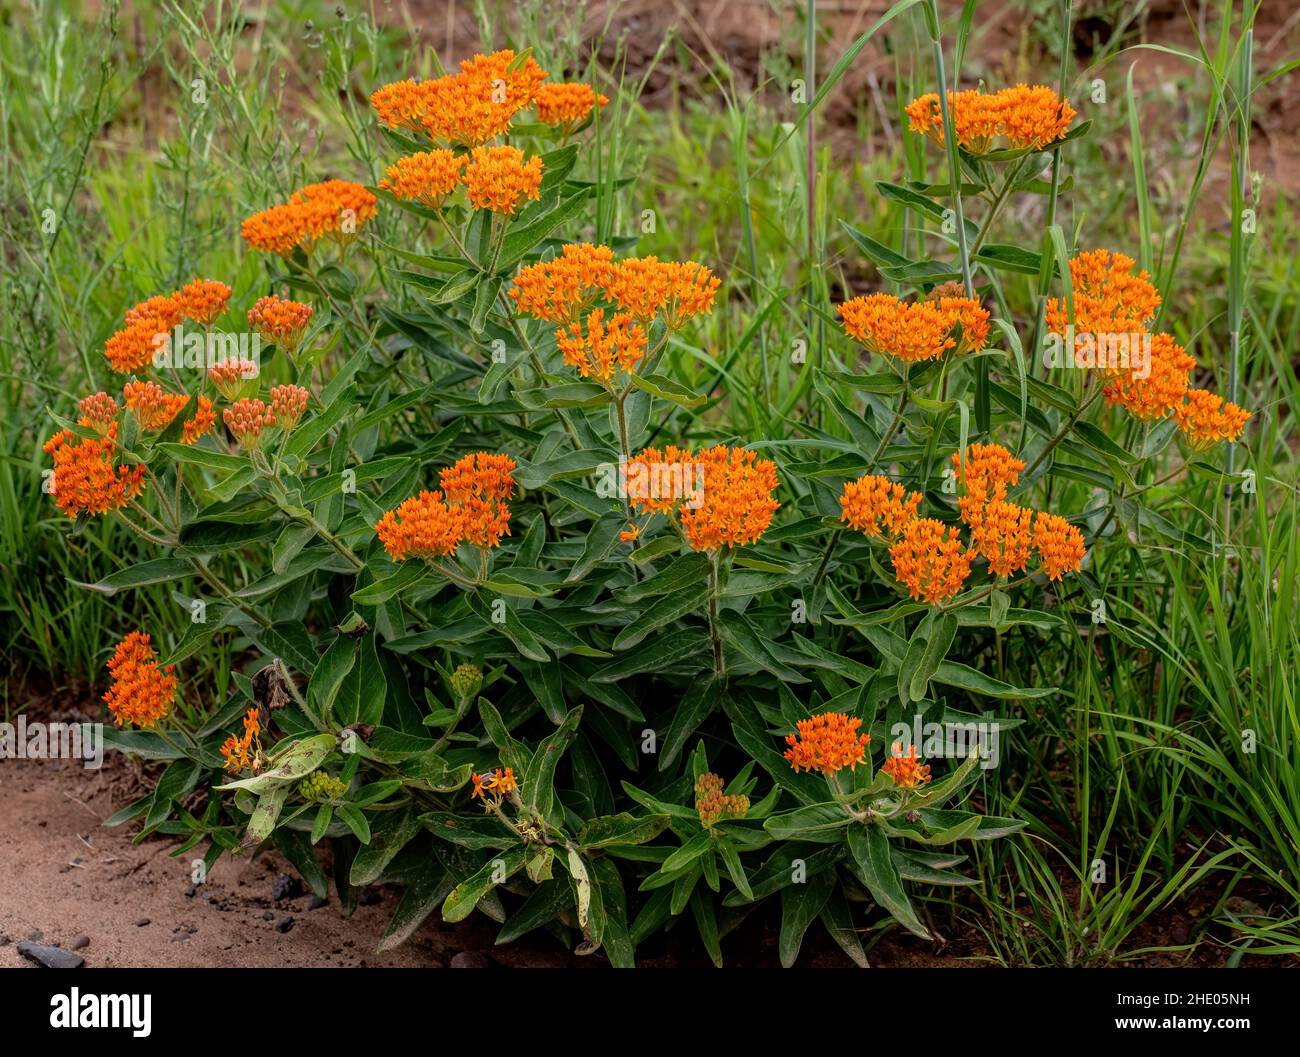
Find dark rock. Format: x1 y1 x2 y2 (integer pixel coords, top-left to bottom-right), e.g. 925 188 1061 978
27 929 44 942
308 895 328 910
133 917 150 927
262 910 275 921
274 916 295 934
0 934 10 946
450 950 492 969
358 889 382 906
271 873 302 901
17 942 84 969
185 885 197 898
68 935 90 951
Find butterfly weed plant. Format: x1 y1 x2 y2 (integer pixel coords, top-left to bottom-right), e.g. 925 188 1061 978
44 26 1257 968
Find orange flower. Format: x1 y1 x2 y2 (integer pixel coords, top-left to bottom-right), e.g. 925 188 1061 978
181 396 216 446
457 48 548 111
508 242 615 324
460 145 543 215
555 308 646 382
953 442 1026 525
46 427 146 519
439 451 517 549
881 743 932 790
470 766 521 808
223 398 276 449
784 712 871 776
103 631 176 729
78 392 119 434
678 445 780 552
247 295 313 354
208 359 259 400
839 474 922 539
269 384 310 430
241 180 378 256
839 293 986 363
124 294 182 331
603 257 721 328
220 707 263 773
375 490 468 561
534 82 608 128
968 496 1036 577
1032 511 1086 581
625 445 696 516
104 315 169 373
905 84 1075 152
1044 249 1161 342
1103 332 1196 421
176 278 232 325
123 380 188 432
890 517 974 603
379 149 465 207
1174 389 1251 452
485 767 518 795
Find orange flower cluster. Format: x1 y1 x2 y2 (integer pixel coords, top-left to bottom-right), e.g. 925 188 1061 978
906 84 1076 152
890 518 975 603
176 278 232 325
678 446 780 552
103 632 175 729
534 82 608 128
1044 249 1161 340
839 474 922 539
470 766 520 808
953 443 1085 581
509 245 721 337
626 444 695 517
1045 249 1251 448
106 279 236 372
1103 332 1196 421
223 398 277 449
508 243 615 323
784 712 871 777
460 145 543 215
439 451 517 548
247 295 313 353
181 396 216 446
208 359 259 400
838 292 989 363
881 743 933 790
270 384 310 430
376 490 466 560
44 427 145 519
1175 389 1251 452
603 257 721 328
694 772 750 826
104 320 164 373
123 380 187 432
371 50 547 147
78 392 118 434
379 149 465 207
377 452 518 560
1033 511 1088 581
555 308 647 382
241 180 377 257
220 708 263 773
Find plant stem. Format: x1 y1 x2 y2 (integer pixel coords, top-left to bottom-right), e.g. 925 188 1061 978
708 551 725 676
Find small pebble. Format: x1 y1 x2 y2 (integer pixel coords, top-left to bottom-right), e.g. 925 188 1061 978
275 916 295 934
450 950 492 969
308 895 328 910
68 935 90 951
133 917 151 927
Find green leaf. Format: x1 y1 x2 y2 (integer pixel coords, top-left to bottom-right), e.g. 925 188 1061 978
73 558 193 595
778 868 834 968
846 824 931 939
614 581 708 651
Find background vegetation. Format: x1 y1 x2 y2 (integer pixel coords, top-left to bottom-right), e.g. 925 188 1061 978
1 0 1296 964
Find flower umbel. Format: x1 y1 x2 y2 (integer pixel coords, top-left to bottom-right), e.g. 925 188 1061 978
881 743 933 790
104 632 176 729
784 712 871 777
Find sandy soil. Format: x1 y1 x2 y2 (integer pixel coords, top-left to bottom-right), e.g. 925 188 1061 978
0 754 578 969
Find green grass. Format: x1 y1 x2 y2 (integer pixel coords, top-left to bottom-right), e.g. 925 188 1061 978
2 0 1296 963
